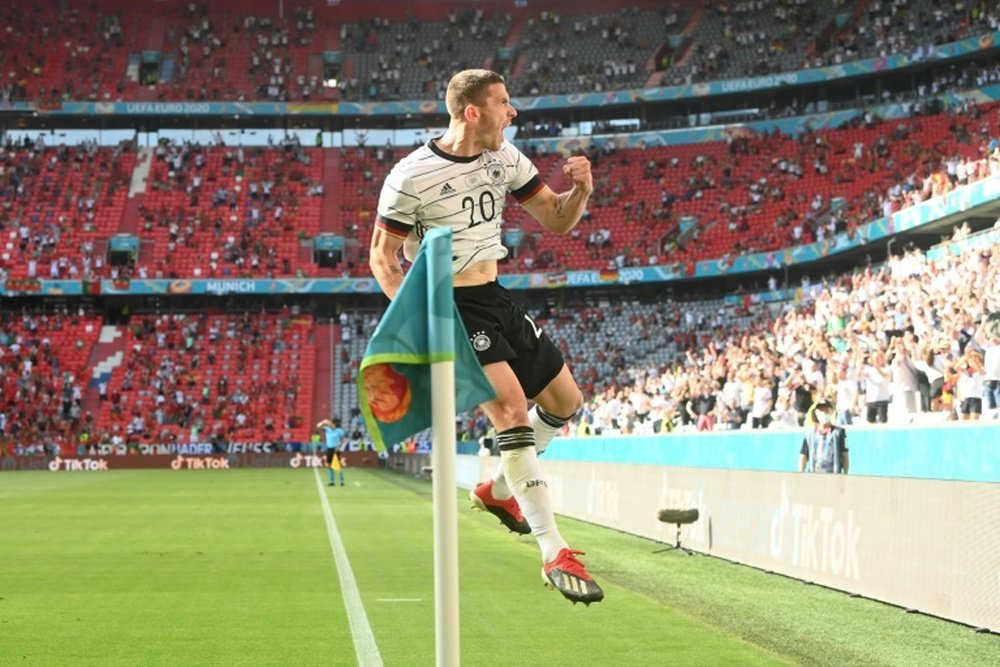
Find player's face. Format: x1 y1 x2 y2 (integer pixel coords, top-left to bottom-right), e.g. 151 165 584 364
476 83 516 151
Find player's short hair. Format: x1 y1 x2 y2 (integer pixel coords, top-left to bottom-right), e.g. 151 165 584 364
445 69 506 120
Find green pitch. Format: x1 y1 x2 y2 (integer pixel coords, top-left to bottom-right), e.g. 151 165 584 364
1 468 997 666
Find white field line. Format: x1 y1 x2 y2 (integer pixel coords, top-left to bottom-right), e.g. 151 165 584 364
313 468 384 666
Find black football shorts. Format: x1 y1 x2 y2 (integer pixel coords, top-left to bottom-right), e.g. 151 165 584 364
453 281 565 399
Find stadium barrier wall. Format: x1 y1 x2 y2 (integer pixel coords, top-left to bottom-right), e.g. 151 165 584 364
460 454 1000 632
1 451 380 472
540 423 1000 482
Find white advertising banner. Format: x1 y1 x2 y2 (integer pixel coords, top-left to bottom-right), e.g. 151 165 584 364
472 458 1000 631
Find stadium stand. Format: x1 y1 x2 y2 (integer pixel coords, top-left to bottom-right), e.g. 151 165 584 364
1 103 996 282
341 10 512 102
0 143 136 281
139 141 323 278
2 0 1000 458
507 7 673 96
0 310 102 456
812 0 986 69
533 239 1000 435
15 1 993 104
508 104 1000 272
665 0 843 85
87 312 315 449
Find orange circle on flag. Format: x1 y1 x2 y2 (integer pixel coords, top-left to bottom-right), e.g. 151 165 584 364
363 363 412 423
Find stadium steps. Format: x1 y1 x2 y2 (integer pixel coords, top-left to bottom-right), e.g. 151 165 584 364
307 53 325 84
145 16 167 52
324 27 341 52
118 149 152 234
503 14 527 49
128 149 154 197
119 195 145 235
320 149 342 233
663 5 703 70
505 14 531 79
312 321 336 423
82 326 128 415
298 244 314 269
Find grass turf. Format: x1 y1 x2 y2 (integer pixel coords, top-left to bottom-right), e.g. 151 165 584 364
1 467 997 666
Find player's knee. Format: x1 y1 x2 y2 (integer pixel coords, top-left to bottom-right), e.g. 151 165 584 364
543 389 583 421
488 403 530 431
562 388 584 417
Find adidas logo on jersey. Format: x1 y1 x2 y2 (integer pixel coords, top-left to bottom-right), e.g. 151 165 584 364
439 183 456 196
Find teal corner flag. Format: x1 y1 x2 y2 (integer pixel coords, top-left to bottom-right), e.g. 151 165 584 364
358 228 496 451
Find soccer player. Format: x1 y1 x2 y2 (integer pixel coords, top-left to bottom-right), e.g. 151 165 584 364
369 69 603 605
316 418 346 486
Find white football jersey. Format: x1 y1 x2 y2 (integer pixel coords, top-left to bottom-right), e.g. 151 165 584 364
376 139 542 274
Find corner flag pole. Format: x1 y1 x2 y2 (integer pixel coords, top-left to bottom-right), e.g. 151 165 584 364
428 227 460 667
431 357 460 667
361 227 496 666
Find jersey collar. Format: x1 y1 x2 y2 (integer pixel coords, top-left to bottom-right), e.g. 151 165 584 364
428 138 483 163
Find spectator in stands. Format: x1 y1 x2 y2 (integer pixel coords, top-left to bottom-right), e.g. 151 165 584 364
687 380 717 431
832 360 861 425
888 335 921 421
955 351 985 421
976 313 1000 419
750 373 774 429
861 349 891 423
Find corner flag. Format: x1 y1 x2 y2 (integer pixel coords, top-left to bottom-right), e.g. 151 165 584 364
358 227 495 451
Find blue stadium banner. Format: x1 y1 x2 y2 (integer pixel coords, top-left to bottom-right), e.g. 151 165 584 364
357 228 495 451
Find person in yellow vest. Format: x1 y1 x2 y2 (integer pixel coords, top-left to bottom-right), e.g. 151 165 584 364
317 418 346 486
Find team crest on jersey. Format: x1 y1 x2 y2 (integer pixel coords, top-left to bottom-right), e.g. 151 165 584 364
486 161 506 187
471 331 492 352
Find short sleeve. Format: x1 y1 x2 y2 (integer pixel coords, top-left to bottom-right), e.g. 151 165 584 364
376 165 419 234
506 142 543 202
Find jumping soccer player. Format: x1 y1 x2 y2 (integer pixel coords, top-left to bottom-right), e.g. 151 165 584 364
369 69 603 605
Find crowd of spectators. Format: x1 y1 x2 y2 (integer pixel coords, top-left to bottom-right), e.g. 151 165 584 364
507 7 665 97
811 0 998 69
87 311 314 453
2 2 997 107
545 239 1000 437
3 231 997 457
1 95 998 285
3 3 1000 458
338 9 509 102
0 134 135 282
504 98 1000 275
665 0 841 86
140 135 322 279
0 310 100 457
0 4 135 105
163 4 320 102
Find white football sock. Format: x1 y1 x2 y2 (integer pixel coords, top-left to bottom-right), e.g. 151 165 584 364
490 462 511 499
497 427 567 562
492 406 573 498
529 404 571 455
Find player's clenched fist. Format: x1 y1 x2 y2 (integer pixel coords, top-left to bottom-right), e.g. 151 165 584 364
562 155 593 195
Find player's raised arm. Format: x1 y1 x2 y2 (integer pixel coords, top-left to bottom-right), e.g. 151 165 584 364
520 155 594 234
